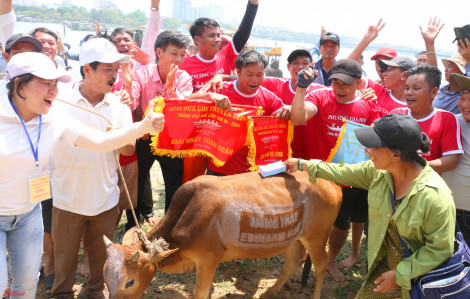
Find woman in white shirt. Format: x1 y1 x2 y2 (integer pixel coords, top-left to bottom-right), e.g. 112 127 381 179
0 52 164 298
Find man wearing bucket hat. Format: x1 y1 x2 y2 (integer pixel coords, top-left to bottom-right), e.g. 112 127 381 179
442 73 470 246
50 38 135 299
433 53 467 114
284 113 456 298
292 59 381 282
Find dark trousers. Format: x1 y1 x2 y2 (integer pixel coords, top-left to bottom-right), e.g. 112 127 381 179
457 209 470 246
126 138 183 229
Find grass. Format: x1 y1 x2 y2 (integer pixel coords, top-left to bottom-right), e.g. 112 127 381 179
32 163 367 298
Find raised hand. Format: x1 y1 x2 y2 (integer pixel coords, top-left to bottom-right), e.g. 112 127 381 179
420 17 445 43
165 64 177 94
132 47 150 65
120 60 135 89
363 19 385 43
94 22 101 34
297 66 316 88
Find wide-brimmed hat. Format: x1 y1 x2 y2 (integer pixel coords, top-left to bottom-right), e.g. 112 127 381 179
449 73 470 91
355 113 424 152
442 53 466 75
7 52 72 83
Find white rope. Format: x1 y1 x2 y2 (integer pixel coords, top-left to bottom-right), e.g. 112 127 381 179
55 98 152 250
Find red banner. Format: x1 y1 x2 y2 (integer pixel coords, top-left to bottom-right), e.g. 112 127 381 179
250 117 293 169
150 98 262 167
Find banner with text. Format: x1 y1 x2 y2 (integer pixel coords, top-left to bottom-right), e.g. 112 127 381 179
150 98 263 167
250 117 293 170
327 119 370 164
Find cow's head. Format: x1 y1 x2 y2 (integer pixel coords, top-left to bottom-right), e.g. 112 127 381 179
103 228 178 298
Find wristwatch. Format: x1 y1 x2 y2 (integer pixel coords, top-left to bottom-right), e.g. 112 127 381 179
151 7 159 11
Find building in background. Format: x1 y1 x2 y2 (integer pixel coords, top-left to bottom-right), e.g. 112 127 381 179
62 0 74 7
93 0 119 10
13 0 37 6
172 0 223 21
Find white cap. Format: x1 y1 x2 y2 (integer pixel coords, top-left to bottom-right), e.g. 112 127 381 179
7 52 72 83
79 38 131 66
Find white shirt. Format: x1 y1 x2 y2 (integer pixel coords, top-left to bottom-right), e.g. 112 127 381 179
51 84 133 216
442 114 470 211
0 92 80 215
0 9 15 49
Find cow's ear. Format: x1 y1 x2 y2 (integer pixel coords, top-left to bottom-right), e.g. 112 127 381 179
130 251 140 263
151 248 179 263
122 227 140 245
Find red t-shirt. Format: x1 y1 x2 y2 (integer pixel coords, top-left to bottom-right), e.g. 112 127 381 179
305 88 381 161
261 77 325 159
390 108 463 161
367 79 407 116
207 81 285 175
179 41 238 92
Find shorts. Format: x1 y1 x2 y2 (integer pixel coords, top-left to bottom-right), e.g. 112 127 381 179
334 186 368 231
41 198 53 234
118 160 138 212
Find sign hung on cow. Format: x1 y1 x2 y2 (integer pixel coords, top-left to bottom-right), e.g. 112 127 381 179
249 116 293 170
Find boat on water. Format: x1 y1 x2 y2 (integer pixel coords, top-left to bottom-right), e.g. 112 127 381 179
64 21 108 32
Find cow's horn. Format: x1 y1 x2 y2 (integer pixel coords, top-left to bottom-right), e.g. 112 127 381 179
103 235 113 248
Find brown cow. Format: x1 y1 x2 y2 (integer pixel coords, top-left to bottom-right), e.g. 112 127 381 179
103 171 342 299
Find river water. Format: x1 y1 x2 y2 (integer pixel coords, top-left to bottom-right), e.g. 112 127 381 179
14 21 447 83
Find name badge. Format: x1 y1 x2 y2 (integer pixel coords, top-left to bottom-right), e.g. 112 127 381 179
28 172 51 203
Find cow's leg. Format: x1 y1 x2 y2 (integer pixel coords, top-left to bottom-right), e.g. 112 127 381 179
261 241 303 299
302 239 329 299
193 260 218 299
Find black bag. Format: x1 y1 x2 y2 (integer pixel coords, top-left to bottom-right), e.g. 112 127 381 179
389 190 470 298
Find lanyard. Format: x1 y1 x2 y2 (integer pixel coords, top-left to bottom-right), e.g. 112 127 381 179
10 100 42 167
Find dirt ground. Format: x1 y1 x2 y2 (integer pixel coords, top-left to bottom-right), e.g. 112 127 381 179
30 164 367 299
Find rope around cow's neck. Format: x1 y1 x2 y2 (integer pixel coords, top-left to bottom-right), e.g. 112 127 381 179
55 98 152 250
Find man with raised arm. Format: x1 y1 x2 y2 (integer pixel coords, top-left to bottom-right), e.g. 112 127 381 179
291 59 381 282
180 0 259 92
348 19 415 115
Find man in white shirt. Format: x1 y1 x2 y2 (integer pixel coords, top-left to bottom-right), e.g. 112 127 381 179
51 38 134 299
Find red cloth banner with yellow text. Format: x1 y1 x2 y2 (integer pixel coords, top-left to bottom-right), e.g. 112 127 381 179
249 117 293 170
150 98 262 167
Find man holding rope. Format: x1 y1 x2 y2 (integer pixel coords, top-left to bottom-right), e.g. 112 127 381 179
51 38 134 299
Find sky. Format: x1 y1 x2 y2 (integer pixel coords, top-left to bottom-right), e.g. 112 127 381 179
58 0 469 52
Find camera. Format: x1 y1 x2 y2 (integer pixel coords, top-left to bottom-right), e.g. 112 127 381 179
454 24 470 47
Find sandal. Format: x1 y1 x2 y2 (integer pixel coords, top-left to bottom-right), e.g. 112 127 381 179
44 274 55 298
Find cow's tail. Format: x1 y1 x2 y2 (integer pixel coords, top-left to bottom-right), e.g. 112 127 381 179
301 254 312 288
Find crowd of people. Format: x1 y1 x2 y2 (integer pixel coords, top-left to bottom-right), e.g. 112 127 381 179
1 0 470 298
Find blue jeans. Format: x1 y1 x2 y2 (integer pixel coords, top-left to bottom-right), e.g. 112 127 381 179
0 204 43 299
457 209 470 247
